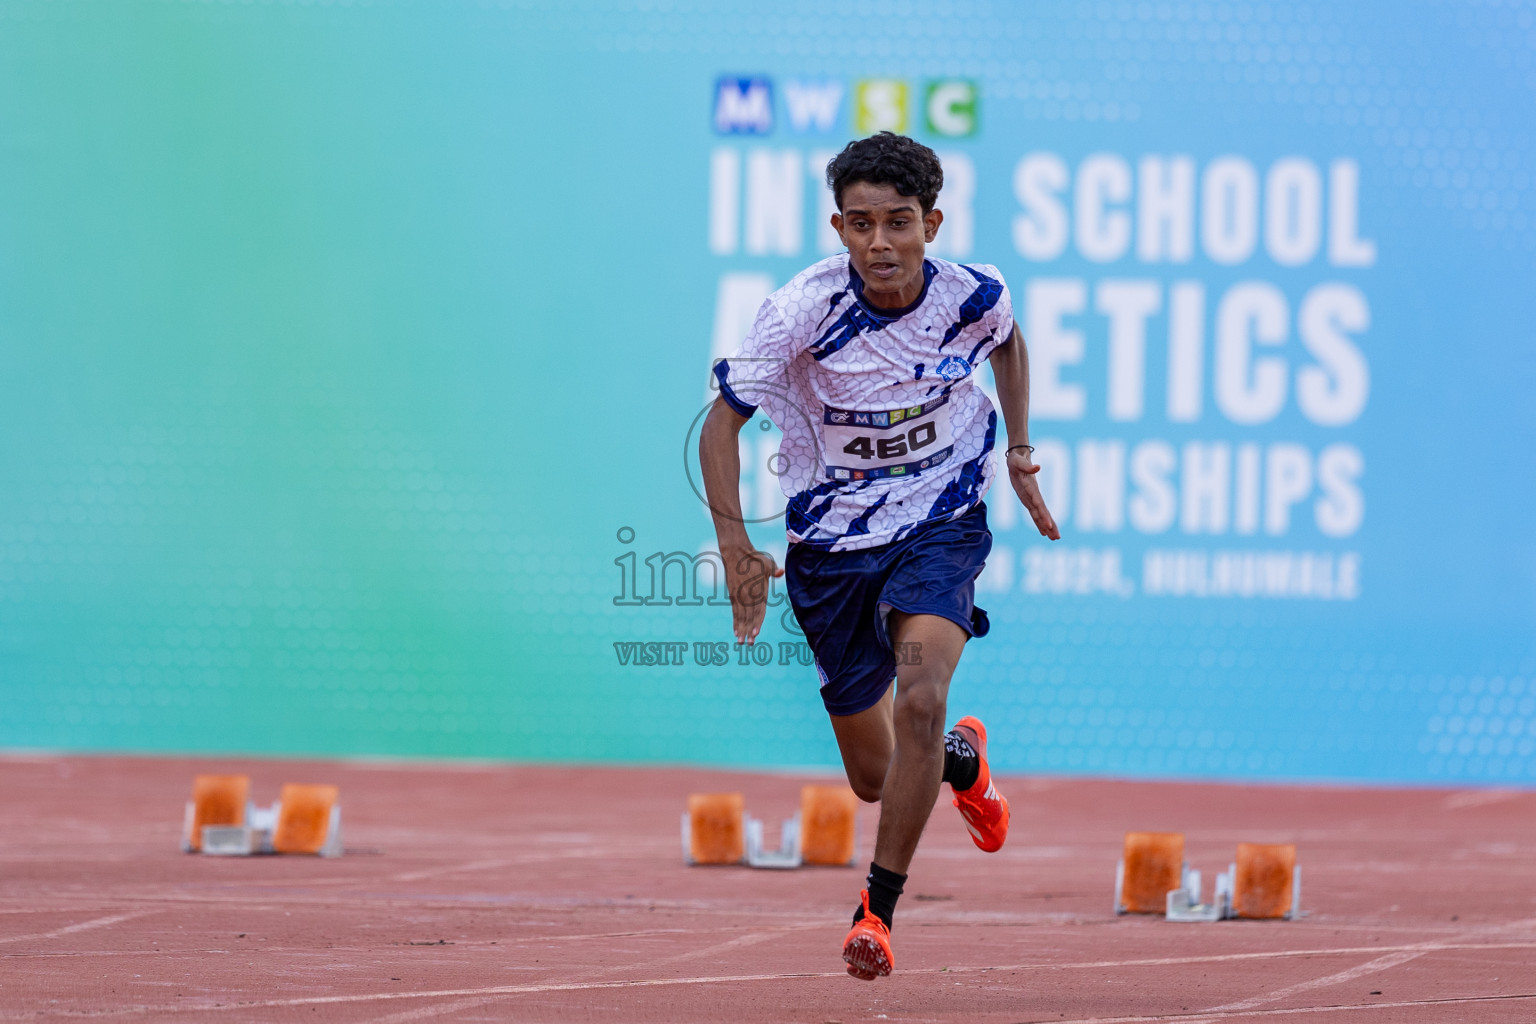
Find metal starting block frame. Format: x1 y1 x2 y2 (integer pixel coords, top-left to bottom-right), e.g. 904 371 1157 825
201 802 279 856
744 812 801 868
1165 863 1236 922
1116 831 1302 922
184 782 344 858
680 806 808 868
682 786 858 870
1165 861 1302 921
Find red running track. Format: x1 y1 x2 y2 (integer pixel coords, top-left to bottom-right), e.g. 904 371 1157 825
1 754 1534 1022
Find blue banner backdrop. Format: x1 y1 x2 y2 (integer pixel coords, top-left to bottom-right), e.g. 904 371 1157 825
1 1 1532 783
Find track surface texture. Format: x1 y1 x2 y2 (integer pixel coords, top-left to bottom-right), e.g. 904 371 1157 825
2 755 1534 1022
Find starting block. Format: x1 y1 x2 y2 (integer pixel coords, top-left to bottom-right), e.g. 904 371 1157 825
181 774 251 853
185 778 342 857
272 784 344 857
1115 831 1186 915
1232 842 1301 920
682 786 859 869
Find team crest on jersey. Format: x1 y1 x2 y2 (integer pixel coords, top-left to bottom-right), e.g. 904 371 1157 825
935 356 972 382
830 410 849 423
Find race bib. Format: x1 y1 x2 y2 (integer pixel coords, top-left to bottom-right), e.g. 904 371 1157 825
822 395 954 482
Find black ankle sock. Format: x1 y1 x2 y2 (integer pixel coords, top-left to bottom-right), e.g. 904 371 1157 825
852 862 906 930
943 728 980 792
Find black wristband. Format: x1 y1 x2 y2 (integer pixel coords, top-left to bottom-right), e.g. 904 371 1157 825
1006 444 1035 456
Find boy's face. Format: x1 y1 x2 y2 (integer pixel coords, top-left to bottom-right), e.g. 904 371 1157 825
832 181 943 309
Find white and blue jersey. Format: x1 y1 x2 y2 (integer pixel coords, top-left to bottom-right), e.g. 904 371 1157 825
714 254 1015 552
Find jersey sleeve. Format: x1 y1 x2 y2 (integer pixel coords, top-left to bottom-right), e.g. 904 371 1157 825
980 266 1015 356
712 295 807 417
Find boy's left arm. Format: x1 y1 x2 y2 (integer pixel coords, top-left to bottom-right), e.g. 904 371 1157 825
989 321 1061 540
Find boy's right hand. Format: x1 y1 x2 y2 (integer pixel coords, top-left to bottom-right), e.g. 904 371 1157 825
721 544 784 645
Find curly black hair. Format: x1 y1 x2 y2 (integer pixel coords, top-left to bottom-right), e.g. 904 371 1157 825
825 132 945 213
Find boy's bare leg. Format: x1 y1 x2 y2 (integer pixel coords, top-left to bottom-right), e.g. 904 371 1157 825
841 612 971 977
828 685 894 803
872 612 968 873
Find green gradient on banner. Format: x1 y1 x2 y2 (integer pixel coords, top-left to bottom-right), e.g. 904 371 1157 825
0 4 585 757
1 1 1534 781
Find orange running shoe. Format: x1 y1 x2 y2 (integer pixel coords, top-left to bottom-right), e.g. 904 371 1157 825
841 890 894 980
951 715 1009 853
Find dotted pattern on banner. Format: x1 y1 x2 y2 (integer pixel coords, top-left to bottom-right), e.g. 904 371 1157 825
10 0 1536 251
1423 676 1536 781
955 600 1536 782
0 363 610 759
523 0 1535 252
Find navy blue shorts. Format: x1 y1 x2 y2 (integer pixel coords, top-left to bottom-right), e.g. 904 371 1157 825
784 502 993 717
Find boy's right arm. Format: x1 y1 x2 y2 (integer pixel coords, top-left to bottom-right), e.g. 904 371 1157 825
699 397 784 645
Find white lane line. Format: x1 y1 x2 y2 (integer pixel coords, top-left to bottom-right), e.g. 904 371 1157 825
26 889 813 917
1043 992 1536 1023
935 939 1536 976
0 912 154 946
591 923 819 977
356 996 505 1023
10 985 1536 1023
384 859 521 884
9 942 1536 1019
1185 916 1536 1017
0 971 847 1019
1443 789 1525 810
216 849 634 890
1201 949 1428 1013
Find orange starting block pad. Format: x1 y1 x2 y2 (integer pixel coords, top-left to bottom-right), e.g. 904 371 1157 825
682 786 858 869
681 792 746 865
1115 831 1187 915
800 785 858 866
271 784 343 856
1232 842 1301 919
181 774 251 853
184 779 343 857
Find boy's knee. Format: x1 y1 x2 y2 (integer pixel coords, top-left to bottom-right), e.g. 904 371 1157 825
844 752 889 802
893 684 947 743
848 775 884 803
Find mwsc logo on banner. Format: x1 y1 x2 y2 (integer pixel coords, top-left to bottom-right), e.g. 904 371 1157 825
713 76 978 138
